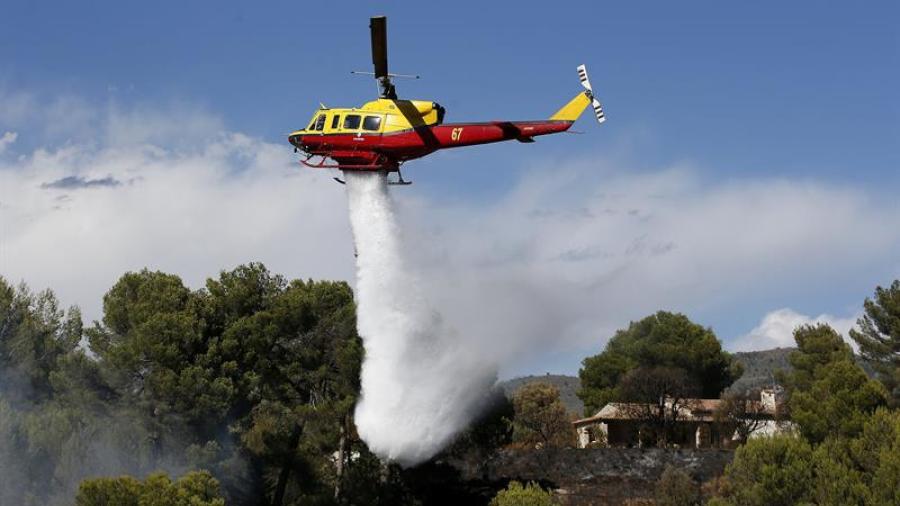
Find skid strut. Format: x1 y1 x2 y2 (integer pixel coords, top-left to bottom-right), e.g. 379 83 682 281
332 169 412 186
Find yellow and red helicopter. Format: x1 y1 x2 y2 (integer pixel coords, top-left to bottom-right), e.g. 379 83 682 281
288 16 605 185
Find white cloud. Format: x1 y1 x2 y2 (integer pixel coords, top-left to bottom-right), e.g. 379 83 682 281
0 131 16 154
730 308 859 352
1 92 898 377
392 163 900 374
0 102 354 323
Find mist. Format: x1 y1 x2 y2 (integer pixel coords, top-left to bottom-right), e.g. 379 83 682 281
345 172 497 466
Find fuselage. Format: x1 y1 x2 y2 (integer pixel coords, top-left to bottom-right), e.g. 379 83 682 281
288 98 577 170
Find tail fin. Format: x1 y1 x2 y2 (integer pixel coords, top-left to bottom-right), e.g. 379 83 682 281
550 64 606 124
550 92 591 122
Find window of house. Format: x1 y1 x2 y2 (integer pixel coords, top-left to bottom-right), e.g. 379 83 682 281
331 115 341 130
343 115 361 130
363 115 382 131
314 115 326 131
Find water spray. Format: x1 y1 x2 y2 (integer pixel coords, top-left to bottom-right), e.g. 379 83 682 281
344 171 496 466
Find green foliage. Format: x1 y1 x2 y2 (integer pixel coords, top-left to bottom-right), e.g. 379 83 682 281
654 465 699 506
489 481 557 506
810 408 900 505
850 280 900 407
714 436 815 506
712 318 900 506
782 323 854 393
577 311 740 415
511 382 573 448
712 409 900 505
784 324 887 443
0 264 365 506
76 471 225 506
0 277 81 402
619 366 700 447
76 476 141 506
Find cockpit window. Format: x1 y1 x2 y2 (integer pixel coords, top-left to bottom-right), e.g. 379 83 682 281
363 115 382 131
314 115 326 131
343 115 361 130
307 115 319 131
331 115 341 129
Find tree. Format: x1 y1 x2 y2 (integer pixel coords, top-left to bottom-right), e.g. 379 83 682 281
655 465 700 506
511 382 573 448
232 276 363 505
710 408 900 506
618 366 700 447
710 436 815 506
780 323 855 393
783 324 886 443
850 280 900 407
810 407 900 505
84 264 365 506
89 269 220 424
714 390 772 445
0 277 82 402
0 266 367 506
489 481 557 506
76 476 141 506
578 311 740 416
76 471 225 506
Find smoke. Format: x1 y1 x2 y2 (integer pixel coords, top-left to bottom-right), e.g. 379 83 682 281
344 172 497 466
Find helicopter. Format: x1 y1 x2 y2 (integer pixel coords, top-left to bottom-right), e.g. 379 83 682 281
288 16 605 185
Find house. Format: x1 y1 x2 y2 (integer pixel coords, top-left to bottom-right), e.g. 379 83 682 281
572 388 790 449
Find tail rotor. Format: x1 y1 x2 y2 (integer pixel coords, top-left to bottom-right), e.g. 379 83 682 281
577 64 606 124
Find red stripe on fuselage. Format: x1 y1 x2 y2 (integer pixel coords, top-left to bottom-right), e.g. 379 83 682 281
291 119 573 165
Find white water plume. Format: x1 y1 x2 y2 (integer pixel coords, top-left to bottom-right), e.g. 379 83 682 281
344 171 497 466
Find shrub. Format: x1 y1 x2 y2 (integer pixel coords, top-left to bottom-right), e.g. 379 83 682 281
654 465 699 506
490 481 557 506
710 436 814 506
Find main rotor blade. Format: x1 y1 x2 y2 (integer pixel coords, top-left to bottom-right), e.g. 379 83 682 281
370 16 389 79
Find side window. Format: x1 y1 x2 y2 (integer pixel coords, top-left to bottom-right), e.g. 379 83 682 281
308 115 320 131
314 115 326 131
363 115 382 131
343 115 361 130
331 115 341 130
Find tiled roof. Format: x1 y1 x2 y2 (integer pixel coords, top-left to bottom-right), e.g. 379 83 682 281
572 398 777 426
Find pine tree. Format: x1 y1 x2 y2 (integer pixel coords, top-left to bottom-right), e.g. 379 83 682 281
850 280 900 407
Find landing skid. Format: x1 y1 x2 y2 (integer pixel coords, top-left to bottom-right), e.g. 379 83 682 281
389 170 412 186
332 170 412 186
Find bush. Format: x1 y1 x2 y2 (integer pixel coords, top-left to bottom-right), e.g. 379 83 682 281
654 465 699 506
76 476 141 506
76 471 225 506
511 382 574 448
711 436 814 506
490 481 557 506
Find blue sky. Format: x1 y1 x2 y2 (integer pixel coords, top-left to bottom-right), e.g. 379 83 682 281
4 1 897 182
1 1 898 375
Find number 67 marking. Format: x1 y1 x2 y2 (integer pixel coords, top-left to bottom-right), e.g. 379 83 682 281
451 127 464 141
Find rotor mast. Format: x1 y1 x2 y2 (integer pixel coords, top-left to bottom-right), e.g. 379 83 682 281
369 16 396 99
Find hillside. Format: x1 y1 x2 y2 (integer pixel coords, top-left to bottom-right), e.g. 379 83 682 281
498 374 585 416
499 348 799 417
729 347 794 392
